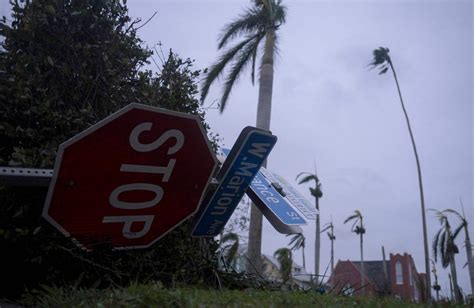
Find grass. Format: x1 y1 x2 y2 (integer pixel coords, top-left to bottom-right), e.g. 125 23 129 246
18 284 464 308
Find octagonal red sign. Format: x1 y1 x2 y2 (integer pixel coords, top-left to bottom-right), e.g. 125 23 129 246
43 103 217 250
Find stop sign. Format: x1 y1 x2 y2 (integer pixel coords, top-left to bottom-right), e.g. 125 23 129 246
43 103 217 250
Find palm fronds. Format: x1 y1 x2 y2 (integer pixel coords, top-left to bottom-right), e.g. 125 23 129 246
369 47 391 74
274 247 293 283
344 210 365 234
200 0 286 112
287 233 305 250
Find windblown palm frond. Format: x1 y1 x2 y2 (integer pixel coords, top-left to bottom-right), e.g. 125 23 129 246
296 172 318 185
287 233 305 250
297 171 323 198
431 211 458 268
369 47 391 74
200 0 286 112
201 34 260 104
344 210 365 234
218 7 266 49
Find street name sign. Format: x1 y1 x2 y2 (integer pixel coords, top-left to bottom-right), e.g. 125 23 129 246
221 148 307 232
191 127 277 237
260 168 317 220
43 103 217 250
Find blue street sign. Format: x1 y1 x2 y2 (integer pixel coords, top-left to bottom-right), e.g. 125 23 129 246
192 127 277 237
248 171 307 226
219 149 307 229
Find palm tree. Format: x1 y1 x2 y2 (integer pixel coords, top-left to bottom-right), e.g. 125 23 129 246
370 47 431 298
201 0 287 275
431 210 462 303
221 232 240 267
321 221 336 276
296 167 323 281
287 233 306 269
274 247 293 284
444 203 474 296
344 210 366 295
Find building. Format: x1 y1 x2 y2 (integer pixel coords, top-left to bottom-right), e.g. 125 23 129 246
328 252 426 302
262 254 313 289
221 248 313 289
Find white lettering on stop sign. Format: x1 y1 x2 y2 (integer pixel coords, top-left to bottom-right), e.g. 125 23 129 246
102 122 184 239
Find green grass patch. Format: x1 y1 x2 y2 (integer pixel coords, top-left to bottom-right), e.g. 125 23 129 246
21 284 461 308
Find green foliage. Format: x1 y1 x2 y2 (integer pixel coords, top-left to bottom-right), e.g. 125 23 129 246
22 285 450 308
0 0 219 299
220 232 239 265
274 247 293 284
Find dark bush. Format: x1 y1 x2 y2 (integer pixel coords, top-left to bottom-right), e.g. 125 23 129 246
0 0 219 299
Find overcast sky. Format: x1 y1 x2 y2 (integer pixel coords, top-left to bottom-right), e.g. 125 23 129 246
124 0 473 295
2 0 472 297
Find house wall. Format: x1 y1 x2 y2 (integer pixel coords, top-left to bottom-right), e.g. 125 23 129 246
330 260 378 296
389 253 423 302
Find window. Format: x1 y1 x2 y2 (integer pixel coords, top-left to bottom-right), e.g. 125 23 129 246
395 261 403 284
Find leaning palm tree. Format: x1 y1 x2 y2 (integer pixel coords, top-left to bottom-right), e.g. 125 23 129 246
221 232 240 267
201 0 287 275
287 232 306 269
444 203 474 296
274 247 293 284
321 221 336 276
344 210 365 295
296 167 323 281
370 47 431 298
431 210 462 303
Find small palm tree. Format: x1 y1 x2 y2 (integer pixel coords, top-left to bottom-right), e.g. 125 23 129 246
274 247 293 284
321 221 336 276
201 0 287 275
444 202 474 295
287 232 306 269
431 210 462 303
296 167 322 281
221 232 240 266
344 210 365 295
370 47 431 298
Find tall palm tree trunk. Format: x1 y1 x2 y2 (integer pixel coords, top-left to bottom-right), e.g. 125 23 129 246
331 237 334 276
464 226 474 295
302 245 306 269
388 61 431 300
315 196 320 281
449 273 454 301
450 255 462 303
247 29 275 275
360 222 365 296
